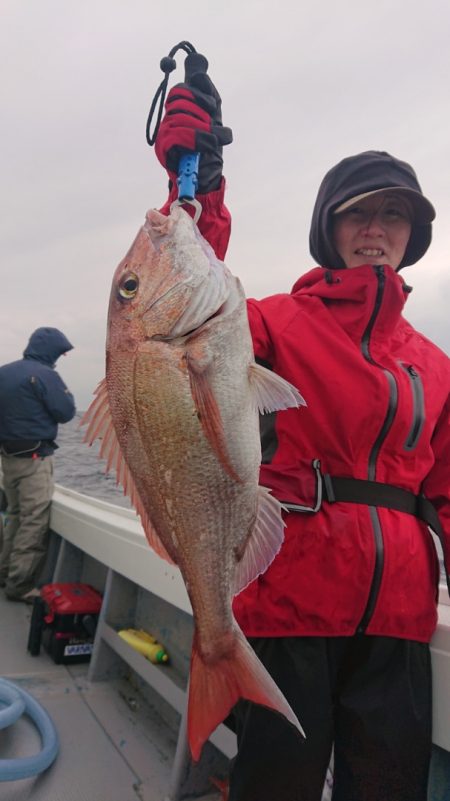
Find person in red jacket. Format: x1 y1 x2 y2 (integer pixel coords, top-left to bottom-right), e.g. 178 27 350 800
155 61 450 801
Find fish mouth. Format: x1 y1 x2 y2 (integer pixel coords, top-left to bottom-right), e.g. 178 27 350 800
151 267 238 341
181 301 227 338
150 295 236 343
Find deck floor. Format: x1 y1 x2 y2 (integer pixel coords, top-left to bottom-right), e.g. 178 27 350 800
0 591 221 801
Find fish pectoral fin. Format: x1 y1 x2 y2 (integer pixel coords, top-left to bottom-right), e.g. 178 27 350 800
233 486 285 595
186 354 242 483
248 362 306 414
188 627 305 762
81 378 176 565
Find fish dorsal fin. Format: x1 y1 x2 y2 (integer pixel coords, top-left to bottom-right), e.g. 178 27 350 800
233 486 285 595
248 362 306 413
186 355 242 484
81 379 175 565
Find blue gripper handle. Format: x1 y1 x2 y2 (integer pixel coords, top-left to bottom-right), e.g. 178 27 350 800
177 152 200 201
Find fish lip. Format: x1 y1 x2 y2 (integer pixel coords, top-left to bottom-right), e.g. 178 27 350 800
150 301 228 343
157 269 238 341
150 283 241 343
182 302 227 340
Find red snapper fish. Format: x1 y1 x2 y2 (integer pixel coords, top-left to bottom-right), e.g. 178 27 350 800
82 206 306 760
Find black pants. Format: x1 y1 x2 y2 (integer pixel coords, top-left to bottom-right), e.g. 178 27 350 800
227 635 431 801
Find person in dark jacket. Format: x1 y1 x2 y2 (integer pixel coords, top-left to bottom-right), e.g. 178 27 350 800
0 327 76 602
154 60 450 801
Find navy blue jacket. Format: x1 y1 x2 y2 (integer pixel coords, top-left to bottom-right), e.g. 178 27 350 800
0 328 76 455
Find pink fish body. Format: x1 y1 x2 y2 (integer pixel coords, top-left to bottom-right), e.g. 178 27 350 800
83 207 306 760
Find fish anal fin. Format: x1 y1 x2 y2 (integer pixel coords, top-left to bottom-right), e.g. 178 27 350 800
233 486 285 595
81 379 176 565
186 355 242 484
188 627 305 762
248 362 306 414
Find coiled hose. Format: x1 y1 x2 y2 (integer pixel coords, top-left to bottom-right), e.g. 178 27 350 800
0 677 59 781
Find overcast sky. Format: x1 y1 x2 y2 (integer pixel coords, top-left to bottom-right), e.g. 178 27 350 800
1 0 449 411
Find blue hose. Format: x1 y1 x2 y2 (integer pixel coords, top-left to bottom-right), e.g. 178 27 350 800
0 678 59 781
0 681 25 730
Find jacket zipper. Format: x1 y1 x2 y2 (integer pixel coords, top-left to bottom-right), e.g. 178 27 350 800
400 362 425 450
356 265 398 634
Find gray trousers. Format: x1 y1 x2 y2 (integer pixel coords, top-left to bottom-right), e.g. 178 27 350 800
0 454 54 597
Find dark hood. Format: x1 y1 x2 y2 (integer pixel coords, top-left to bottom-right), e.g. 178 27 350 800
23 327 74 367
309 150 434 270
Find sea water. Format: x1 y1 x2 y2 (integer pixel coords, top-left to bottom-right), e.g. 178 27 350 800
53 412 130 508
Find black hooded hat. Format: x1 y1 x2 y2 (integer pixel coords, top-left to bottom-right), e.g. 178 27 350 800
309 150 435 270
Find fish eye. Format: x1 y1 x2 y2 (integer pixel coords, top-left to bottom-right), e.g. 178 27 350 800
118 273 139 300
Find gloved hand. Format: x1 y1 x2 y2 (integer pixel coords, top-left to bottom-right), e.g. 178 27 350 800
155 55 233 194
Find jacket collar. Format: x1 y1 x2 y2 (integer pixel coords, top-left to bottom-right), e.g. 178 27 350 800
291 264 411 344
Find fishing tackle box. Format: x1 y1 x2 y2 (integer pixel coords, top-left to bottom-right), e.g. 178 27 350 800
27 582 103 664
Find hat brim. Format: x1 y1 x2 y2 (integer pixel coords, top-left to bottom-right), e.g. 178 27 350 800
333 187 435 224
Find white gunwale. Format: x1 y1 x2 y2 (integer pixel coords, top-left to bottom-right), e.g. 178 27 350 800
50 483 450 753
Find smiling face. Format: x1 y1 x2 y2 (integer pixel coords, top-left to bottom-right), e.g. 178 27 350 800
332 192 412 270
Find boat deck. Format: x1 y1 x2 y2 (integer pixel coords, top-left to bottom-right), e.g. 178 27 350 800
0 591 221 801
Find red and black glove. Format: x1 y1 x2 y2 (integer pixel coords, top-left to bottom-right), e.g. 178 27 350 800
155 55 233 195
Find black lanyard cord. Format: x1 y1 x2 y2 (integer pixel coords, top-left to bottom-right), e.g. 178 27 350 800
146 41 197 146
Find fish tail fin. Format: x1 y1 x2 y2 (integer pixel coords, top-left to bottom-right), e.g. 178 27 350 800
188 628 305 761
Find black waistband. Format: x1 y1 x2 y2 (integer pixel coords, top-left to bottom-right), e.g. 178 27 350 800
0 440 42 457
323 475 441 535
0 440 57 458
279 463 448 594
322 474 449 594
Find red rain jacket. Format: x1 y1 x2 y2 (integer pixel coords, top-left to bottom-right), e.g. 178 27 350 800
163 183 450 643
